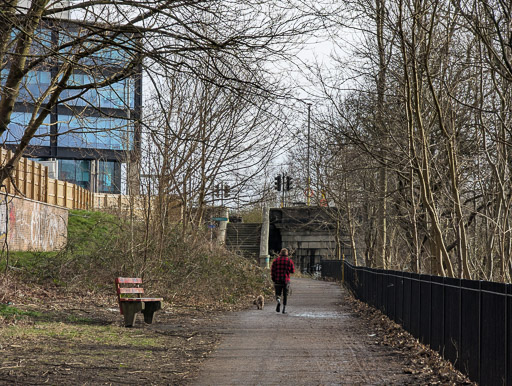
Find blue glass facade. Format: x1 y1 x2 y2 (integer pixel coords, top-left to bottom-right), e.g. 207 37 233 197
59 75 135 110
58 159 91 190
2 22 141 194
19 70 51 103
98 161 121 193
57 115 133 150
30 158 122 193
6 112 51 146
2 73 136 153
56 159 121 193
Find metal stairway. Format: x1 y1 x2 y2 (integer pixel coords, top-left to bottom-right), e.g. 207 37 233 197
225 223 261 260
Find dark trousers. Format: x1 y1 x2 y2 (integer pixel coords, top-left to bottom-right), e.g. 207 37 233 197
274 283 290 306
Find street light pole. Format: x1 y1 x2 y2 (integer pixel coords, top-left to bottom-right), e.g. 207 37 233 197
307 103 311 206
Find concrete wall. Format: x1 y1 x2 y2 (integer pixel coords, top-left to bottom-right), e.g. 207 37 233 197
269 207 352 273
281 230 338 273
0 195 68 251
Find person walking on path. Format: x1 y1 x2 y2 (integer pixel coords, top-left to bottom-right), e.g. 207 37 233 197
271 248 295 314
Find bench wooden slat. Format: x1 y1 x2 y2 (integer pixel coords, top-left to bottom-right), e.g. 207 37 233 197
117 287 144 294
115 277 142 284
120 297 163 302
115 277 163 326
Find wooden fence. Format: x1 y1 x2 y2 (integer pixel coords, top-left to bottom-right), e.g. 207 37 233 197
93 193 143 211
93 193 183 220
0 148 183 214
0 148 93 210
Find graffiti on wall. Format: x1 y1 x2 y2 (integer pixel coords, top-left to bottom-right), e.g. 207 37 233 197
0 200 7 242
0 196 68 252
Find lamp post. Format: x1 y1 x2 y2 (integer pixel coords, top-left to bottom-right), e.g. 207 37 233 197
307 103 311 206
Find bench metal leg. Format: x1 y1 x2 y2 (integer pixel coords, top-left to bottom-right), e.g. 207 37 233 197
121 302 142 327
142 301 161 324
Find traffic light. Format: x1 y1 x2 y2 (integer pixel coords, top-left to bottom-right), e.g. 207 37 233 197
286 176 292 191
224 184 230 197
274 175 282 191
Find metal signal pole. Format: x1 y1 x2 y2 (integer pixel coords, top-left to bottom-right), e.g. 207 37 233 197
282 173 287 207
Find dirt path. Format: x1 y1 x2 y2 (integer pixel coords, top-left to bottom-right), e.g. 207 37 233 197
192 278 456 385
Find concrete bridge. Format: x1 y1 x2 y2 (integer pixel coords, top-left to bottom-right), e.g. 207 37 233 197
225 207 352 272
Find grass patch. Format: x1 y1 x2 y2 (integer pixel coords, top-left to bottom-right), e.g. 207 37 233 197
0 251 58 272
0 304 98 325
1 208 272 309
0 322 164 348
65 315 96 324
0 304 42 319
1 210 125 287
67 210 122 254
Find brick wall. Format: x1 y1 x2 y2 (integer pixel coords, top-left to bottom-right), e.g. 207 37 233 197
0 195 68 252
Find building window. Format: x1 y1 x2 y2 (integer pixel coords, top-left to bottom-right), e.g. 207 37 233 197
57 115 133 150
58 159 91 190
3 112 51 146
98 160 121 193
19 70 51 102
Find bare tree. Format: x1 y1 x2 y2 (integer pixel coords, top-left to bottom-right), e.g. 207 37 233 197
140 55 288 239
303 0 512 282
0 0 321 188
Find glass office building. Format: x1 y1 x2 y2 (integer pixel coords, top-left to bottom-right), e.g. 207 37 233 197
1 17 141 194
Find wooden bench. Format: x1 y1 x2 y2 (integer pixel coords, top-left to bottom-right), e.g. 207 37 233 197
115 277 163 327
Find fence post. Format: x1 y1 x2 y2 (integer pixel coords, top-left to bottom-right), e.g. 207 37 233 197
6 150 13 195
54 180 58 205
44 167 48 204
342 253 345 284
64 181 68 208
478 280 482 385
401 271 405 325
459 279 462 373
505 283 508 386
442 277 445 358
23 157 28 197
72 184 76 209
37 162 42 202
15 156 20 194
430 276 433 349
5 163 11 194
29 159 35 200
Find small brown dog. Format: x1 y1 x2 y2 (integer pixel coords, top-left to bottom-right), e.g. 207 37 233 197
253 295 264 310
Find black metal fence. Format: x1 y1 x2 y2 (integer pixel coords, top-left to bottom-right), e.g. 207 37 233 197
321 260 344 281
321 260 512 386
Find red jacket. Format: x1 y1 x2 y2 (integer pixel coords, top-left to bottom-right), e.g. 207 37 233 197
271 255 295 284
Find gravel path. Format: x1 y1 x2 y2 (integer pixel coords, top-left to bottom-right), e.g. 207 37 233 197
192 277 420 385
